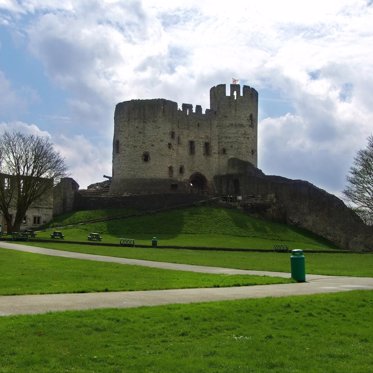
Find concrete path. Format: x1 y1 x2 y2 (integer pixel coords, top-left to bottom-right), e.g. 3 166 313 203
1 242 372 316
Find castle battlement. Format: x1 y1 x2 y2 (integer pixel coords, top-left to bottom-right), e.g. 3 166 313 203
110 83 258 196
210 84 258 112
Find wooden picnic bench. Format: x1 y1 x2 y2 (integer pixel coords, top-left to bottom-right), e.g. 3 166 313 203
88 232 102 241
50 231 64 239
12 232 30 241
25 230 37 238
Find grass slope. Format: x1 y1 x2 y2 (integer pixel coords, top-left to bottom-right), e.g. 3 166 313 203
39 206 337 250
0 291 371 372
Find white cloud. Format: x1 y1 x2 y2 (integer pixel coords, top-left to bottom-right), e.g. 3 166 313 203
0 0 372 194
0 121 110 188
0 71 20 115
0 120 51 137
54 134 112 188
0 70 40 120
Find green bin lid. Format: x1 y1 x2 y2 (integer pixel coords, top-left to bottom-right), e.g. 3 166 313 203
291 249 304 256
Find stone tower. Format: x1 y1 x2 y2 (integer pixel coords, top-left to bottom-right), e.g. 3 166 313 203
110 83 258 195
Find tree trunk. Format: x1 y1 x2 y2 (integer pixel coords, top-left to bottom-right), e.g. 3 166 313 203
4 216 14 234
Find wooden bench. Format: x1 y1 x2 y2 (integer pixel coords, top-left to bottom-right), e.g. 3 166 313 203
273 244 289 252
120 238 135 247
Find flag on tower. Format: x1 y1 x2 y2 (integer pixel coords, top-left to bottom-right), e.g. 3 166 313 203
232 78 240 84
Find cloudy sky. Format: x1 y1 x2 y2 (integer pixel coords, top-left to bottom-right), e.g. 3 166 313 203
0 0 372 196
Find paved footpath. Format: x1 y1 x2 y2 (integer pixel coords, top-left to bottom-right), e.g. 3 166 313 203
1 242 372 316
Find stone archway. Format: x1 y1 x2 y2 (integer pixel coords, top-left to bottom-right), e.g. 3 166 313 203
189 172 208 193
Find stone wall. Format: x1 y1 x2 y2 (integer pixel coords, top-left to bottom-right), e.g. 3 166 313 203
74 192 209 212
53 178 80 216
214 159 373 251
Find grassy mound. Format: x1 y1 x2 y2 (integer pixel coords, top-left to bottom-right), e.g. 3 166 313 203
39 206 337 251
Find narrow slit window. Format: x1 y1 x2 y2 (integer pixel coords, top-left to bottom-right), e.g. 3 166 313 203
203 142 211 156
189 140 195 155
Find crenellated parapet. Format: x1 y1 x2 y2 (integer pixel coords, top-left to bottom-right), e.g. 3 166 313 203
210 83 258 113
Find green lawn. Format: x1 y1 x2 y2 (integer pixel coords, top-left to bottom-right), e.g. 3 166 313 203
1 205 372 372
0 291 371 372
0 248 291 295
36 206 338 251
24 242 373 277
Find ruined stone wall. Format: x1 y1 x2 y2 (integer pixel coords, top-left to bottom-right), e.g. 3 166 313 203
53 178 80 216
214 159 373 251
110 84 258 195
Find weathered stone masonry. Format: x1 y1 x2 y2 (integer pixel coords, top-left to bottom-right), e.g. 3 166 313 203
110 84 258 195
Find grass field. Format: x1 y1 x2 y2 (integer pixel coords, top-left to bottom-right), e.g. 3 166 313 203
1 206 372 372
0 248 291 295
36 206 338 251
0 291 371 372
24 242 373 277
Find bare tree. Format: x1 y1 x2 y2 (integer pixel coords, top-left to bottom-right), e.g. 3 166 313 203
0 131 67 233
343 135 373 224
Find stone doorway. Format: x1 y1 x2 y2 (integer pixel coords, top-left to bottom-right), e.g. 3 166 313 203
189 172 208 193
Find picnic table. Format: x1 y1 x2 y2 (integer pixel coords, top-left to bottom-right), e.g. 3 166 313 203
50 231 64 239
12 232 30 241
25 230 37 238
88 232 102 241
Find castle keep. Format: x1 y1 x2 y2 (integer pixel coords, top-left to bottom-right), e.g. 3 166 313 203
50 81 371 251
110 84 258 195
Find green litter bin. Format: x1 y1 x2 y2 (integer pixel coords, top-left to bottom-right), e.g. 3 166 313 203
152 237 158 247
291 249 306 282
